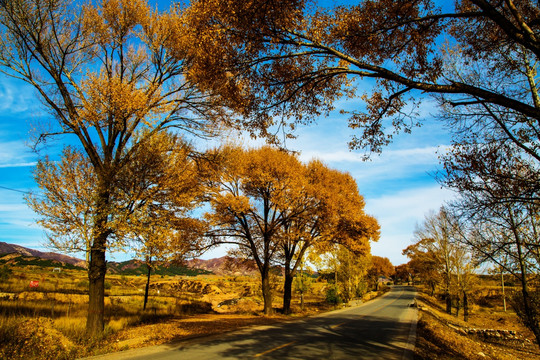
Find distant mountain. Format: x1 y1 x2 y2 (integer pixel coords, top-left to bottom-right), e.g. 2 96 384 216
107 259 213 276
0 241 86 268
187 256 258 276
0 241 259 277
0 252 86 270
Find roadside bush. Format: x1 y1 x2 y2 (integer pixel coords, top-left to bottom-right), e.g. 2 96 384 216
325 285 342 306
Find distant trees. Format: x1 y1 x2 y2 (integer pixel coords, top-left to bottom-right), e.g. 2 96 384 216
394 263 412 285
404 208 477 319
0 0 229 335
204 146 378 314
367 256 395 289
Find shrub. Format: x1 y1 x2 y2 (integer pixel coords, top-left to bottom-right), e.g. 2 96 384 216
0 266 12 282
325 285 342 306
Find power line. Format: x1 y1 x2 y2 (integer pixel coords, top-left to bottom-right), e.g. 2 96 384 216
0 185 32 195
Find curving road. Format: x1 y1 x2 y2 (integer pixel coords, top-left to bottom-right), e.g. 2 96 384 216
85 285 417 360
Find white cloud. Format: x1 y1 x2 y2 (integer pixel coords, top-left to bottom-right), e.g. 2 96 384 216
0 76 42 114
365 185 456 265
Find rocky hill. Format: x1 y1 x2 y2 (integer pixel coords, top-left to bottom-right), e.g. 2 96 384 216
187 256 258 276
107 259 212 276
0 241 86 268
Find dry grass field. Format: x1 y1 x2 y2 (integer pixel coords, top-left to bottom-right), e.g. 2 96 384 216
0 264 333 359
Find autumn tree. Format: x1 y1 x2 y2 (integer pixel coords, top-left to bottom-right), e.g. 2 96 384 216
403 248 440 296
293 261 313 311
27 147 96 264
277 160 378 313
405 208 461 314
27 131 208 312
440 144 540 341
394 263 412 285
367 256 395 290
204 146 307 314
336 246 372 301
120 132 207 311
1 0 229 335
451 245 477 321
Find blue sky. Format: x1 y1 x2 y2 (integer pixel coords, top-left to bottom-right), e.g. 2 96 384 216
0 73 455 266
0 0 457 266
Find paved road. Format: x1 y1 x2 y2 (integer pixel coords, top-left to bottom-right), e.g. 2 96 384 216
86 285 417 360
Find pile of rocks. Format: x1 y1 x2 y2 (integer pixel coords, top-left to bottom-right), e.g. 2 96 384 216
466 328 518 340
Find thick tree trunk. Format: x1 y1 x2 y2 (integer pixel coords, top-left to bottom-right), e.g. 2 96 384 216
261 270 273 315
282 268 293 315
86 244 106 336
86 185 111 337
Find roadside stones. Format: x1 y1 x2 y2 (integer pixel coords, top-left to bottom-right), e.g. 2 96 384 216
466 328 519 340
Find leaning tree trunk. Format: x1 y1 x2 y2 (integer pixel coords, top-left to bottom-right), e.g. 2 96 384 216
143 260 153 311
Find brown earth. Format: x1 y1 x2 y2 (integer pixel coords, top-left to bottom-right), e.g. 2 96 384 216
414 293 540 360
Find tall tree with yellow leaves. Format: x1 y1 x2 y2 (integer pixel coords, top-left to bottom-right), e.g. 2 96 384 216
204 146 307 314
27 131 208 329
278 160 378 313
1 0 228 335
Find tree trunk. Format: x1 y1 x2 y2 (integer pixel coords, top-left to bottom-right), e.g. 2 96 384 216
501 270 507 312
86 244 106 336
445 290 452 314
261 269 273 315
143 261 152 311
85 184 111 337
463 291 469 322
282 268 293 315
511 209 540 347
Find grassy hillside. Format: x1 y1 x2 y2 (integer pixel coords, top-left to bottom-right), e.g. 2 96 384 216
107 260 213 276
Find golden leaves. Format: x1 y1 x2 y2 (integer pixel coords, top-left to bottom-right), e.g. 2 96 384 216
205 145 379 262
82 0 151 44
79 73 152 127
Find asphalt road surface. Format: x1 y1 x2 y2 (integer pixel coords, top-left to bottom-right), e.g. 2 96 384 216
85 285 418 360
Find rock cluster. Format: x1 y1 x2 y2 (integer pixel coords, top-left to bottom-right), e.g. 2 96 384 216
466 328 518 340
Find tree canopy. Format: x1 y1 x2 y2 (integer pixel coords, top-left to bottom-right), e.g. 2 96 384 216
180 0 540 159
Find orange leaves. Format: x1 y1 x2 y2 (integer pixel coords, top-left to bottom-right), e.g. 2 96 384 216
82 0 151 44
205 145 379 264
79 73 151 128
